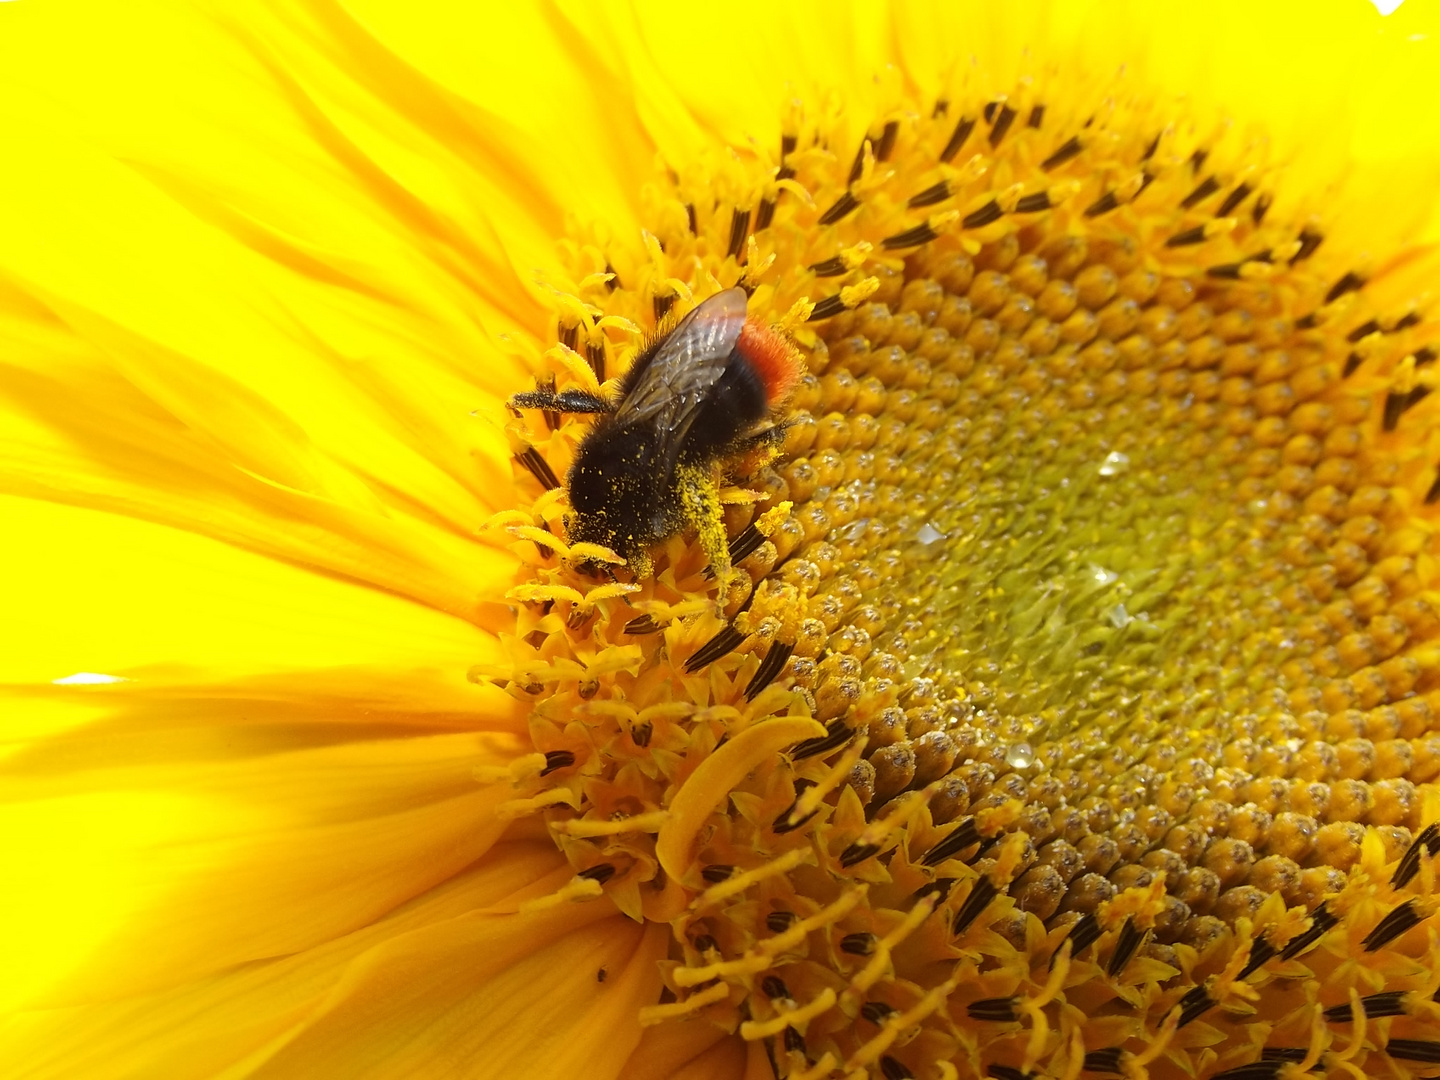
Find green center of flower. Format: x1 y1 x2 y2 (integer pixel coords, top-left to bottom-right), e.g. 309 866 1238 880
488 79 1440 1080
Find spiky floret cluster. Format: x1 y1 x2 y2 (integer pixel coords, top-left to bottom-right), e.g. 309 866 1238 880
483 71 1440 1080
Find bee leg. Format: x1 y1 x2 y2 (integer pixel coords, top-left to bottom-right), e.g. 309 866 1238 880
675 463 734 610
508 387 614 414
728 423 791 476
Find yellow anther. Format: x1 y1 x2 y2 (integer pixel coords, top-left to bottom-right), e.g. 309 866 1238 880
754 501 793 536
851 782 941 852
845 973 957 1069
507 525 567 555
594 313 642 337
506 583 585 605
693 846 812 908
637 981 730 1026
565 541 625 565
788 735 870 827
479 509 534 532
996 183 1027 213
543 342 602 391
779 296 817 330
839 276 880 309
847 893 938 998
497 787 578 821
1021 941 1071 1072
1122 1005 1178 1078
787 1052 841 1080
740 988 838 1040
515 873 604 914
1115 172 1148 202
1047 179 1083 204
583 581 642 603
551 810 670 837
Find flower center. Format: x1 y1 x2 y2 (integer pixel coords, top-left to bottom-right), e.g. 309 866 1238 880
488 80 1440 1080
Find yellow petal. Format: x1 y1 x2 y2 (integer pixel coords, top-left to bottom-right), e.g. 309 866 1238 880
1 730 527 1010
0 842 567 1078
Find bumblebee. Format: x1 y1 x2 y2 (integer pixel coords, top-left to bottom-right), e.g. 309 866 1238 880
510 288 802 594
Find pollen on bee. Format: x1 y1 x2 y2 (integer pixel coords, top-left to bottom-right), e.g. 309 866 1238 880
737 318 804 405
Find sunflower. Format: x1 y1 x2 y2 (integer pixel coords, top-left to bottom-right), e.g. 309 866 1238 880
3 1 1440 1078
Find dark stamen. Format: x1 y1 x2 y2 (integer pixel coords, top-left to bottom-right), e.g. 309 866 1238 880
1280 902 1337 960
1361 898 1422 950
623 614 661 635
1189 148 1209 172
746 641 795 701
585 339 606 383
809 255 849 277
793 721 855 758
578 863 615 884
940 117 975 162
880 1057 914 1080
987 1068 1030 1080
1013 191 1053 213
1386 1039 1440 1064
1217 182 1254 216
1293 228 1324 261
922 818 982 866
932 99 949 118
602 263 620 291
1323 990 1408 1021
1391 822 1440 887
1343 352 1364 377
840 932 876 955
701 864 736 884
861 1001 897 1024
988 103 1017 147
1177 986 1216 1027
684 203 697 234
755 196 777 232
1427 472 1440 506
967 997 1018 1022
1238 933 1276 978
962 200 1004 229
1041 135 1084 171
653 293 675 322
1346 319 1381 343
882 221 942 249
1383 386 1430 432
766 910 796 933
1206 263 1246 280
513 448 561 491
728 523 768 565
818 190 861 226
1211 1063 1285 1080
846 139 869 186
773 778 818 834
1083 1048 1125 1074
1180 175 1220 208
692 933 717 953
1027 105 1045 128
1141 133 1161 161
1295 313 1319 329
1106 916 1148 977
1259 1048 1309 1063
1050 912 1101 969
807 293 850 322
1084 190 1120 218
1165 225 1210 247
874 120 898 162
908 180 952 209
761 975 790 1000
953 878 999 935
727 208 751 261
1325 271 1366 304
839 842 882 868
1417 345 1438 365
1252 193 1272 224
782 1026 806 1055
684 624 747 672
1394 310 1423 330
541 750 575 775
630 721 652 747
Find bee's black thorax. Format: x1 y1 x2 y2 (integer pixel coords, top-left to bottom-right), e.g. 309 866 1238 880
566 349 770 560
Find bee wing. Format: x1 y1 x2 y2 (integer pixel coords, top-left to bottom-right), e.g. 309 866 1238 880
612 288 748 437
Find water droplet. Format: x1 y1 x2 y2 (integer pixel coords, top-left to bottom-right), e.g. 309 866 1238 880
1106 604 1131 629
916 521 947 545
1097 451 1130 477
1005 742 1035 769
1088 564 1118 586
